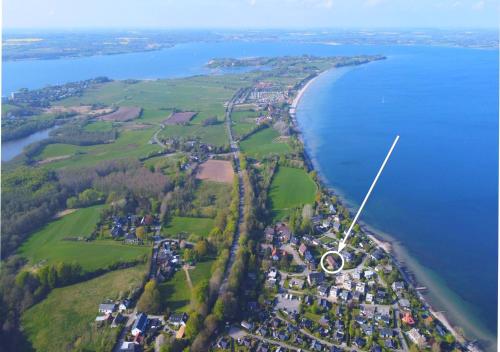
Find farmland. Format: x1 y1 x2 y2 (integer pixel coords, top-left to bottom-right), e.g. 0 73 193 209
21 264 147 352
196 159 234 184
269 166 317 220
240 127 292 159
19 205 150 272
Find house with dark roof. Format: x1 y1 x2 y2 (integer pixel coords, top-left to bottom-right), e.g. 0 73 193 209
131 313 148 336
307 272 325 286
168 312 188 327
98 303 117 314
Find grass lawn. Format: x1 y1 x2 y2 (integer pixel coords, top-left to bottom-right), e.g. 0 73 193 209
19 205 150 272
159 123 228 146
163 216 214 239
22 264 147 352
240 127 291 159
159 258 214 313
269 166 317 221
83 120 114 132
39 127 162 169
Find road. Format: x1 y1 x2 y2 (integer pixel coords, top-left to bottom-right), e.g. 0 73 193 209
219 88 247 294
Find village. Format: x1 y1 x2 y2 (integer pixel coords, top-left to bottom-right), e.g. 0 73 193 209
213 199 454 352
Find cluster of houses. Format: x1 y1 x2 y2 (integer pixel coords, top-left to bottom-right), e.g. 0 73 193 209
247 83 289 106
95 300 132 329
117 310 188 351
153 240 183 282
8 77 110 107
110 214 160 244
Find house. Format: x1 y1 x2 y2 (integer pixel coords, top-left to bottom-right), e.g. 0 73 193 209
307 272 325 286
353 337 366 348
264 226 275 241
361 305 376 318
399 298 411 309
371 249 384 261
329 287 339 300
332 221 341 233
366 293 374 303
377 305 391 317
402 312 415 325
339 290 350 301
298 243 308 256
326 255 337 269
120 341 137 352
119 299 131 312
317 283 330 297
385 339 396 349
124 233 140 244
364 269 375 279
392 281 405 292
95 314 113 326
218 337 230 349
318 298 330 309
267 267 279 283
352 269 363 280
131 313 148 336
355 282 366 294
362 324 374 336
408 328 426 346
343 280 353 291
241 320 254 331
344 251 355 263
380 328 393 338
276 223 291 243
169 312 188 327
111 313 126 327
98 303 117 314
352 291 362 302
289 278 305 289
371 345 382 352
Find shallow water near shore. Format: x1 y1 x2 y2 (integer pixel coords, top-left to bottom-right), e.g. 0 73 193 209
296 47 498 349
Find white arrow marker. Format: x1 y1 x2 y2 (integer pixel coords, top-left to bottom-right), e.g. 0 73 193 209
338 135 399 252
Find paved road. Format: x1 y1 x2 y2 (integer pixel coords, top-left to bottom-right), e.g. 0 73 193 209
219 89 247 294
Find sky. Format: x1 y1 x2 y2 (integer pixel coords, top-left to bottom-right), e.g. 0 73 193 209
3 0 499 29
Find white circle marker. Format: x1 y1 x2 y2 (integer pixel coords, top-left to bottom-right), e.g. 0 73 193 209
320 250 345 275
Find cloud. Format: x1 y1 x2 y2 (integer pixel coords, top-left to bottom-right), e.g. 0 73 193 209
248 0 257 6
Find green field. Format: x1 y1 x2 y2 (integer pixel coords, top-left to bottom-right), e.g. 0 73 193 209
38 127 162 169
22 264 147 352
269 166 317 220
19 206 150 271
83 121 114 132
159 259 214 313
240 127 291 159
163 216 214 239
231 109 260 138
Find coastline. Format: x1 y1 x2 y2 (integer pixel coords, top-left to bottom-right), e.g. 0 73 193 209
290 67 487 349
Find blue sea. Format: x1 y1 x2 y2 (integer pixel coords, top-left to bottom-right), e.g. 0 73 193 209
296 46 498 348
2 41 498 348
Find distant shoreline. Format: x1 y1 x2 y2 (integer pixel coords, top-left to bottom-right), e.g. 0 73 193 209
290 66 493 350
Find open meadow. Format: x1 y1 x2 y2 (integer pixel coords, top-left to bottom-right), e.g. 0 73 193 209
240 127 291 159
269 166 317 220
21 264 147 352
19 205 150 272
